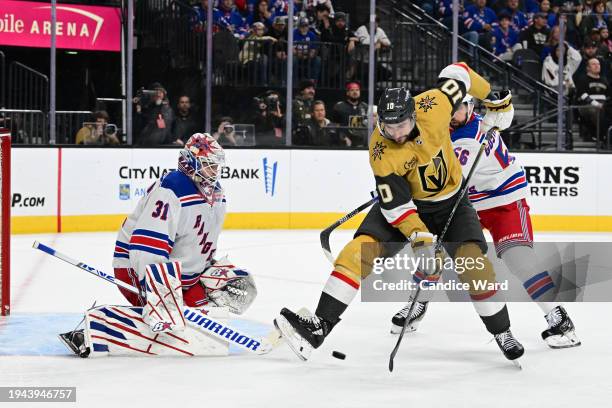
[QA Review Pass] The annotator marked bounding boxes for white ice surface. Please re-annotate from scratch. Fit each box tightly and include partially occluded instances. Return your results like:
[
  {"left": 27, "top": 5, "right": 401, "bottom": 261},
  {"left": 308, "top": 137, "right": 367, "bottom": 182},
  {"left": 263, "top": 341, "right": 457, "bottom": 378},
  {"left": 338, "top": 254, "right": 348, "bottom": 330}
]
[{"left": 1, "top": 230, "right": 611, "bottom": 408}]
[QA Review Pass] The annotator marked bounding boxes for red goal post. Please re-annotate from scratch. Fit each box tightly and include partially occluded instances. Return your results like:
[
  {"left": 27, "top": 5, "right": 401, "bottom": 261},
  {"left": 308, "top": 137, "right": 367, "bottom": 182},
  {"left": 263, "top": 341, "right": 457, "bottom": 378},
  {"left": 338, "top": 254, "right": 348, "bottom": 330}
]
[{"left": 0, "top": 128, "right": 10, "bottom": 316}]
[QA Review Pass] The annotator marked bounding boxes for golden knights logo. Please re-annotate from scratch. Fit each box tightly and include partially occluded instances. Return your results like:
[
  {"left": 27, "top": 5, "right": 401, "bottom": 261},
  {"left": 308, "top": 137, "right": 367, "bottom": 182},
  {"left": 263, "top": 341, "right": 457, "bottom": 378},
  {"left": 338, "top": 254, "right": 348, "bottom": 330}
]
[
  {"left": 417, "top": 150, "right": 448, "bottom": 195},
  {"left": 417, "top": 95, "right": 437, "bottom": 113},
  {"left": 371, "top": 141, "right": 387, "bottom": 161}
]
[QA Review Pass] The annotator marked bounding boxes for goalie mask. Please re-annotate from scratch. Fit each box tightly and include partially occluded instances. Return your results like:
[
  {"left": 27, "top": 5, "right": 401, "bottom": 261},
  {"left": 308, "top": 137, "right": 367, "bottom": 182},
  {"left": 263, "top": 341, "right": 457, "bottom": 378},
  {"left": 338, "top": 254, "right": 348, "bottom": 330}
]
[
  {"left": 377, "top": 87, "right": 417, "bottom": 144},
  {"left": 450, "top": 94, "right": 475, "bottom": 130},
  {"left": 178, "top": 133, "right": 225, "bottom": 199}
]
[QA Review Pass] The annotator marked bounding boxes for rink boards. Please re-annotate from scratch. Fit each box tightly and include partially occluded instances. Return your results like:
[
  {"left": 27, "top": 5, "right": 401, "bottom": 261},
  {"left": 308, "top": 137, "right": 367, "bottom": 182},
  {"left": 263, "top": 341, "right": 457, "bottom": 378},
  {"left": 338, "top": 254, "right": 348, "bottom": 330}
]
[{"left": 10, "top": 147, "right": 612, "bottom": 233}]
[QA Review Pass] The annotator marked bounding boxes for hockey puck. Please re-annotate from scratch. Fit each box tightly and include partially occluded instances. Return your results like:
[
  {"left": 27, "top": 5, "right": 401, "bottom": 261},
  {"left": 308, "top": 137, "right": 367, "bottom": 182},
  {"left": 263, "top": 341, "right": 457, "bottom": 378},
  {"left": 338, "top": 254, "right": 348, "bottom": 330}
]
[{"left": 332, "top": 351, "right": 346, "bottom": 360}]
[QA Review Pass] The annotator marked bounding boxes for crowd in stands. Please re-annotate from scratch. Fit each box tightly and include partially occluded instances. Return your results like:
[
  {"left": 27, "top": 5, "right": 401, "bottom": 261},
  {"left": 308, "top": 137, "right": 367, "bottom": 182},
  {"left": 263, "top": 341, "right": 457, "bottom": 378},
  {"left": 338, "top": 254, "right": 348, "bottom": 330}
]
[
  {"left": 289, "top": 79, "right": 373, "bottom": 147},
  {"left": 413, "top": 0, "right": 610, "bottom": 145},
  {"left": 190, "top": 0, "right": 391, "bottom": 84},
  {"left": 73, "top": 0, "right": 610, "bottom": 148},
  {"left": 115, "top": 0, "right": 374, "bottom": 147}
]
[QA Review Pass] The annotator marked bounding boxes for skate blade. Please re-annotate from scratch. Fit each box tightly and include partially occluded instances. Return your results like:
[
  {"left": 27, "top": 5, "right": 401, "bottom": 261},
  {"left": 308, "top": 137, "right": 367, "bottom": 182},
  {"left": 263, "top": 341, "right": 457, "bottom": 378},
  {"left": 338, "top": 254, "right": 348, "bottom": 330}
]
[
  {"left": 58, "top": 333, "right": 80, "bottom": 355},
  {"left": 545, "top": 331, "right": 582, "bottom": 349},
  {"left": 390, "top": 323, "right": 418, "bottom": 335},
  {"left": 57, "top": 333, "right": 89, "bottom": 358},
  {"left": 273, "top": 316, "right": 312, "bottom": 361},
  {"left": 511, "top": 359, "right": 523, "bottom": 370}
]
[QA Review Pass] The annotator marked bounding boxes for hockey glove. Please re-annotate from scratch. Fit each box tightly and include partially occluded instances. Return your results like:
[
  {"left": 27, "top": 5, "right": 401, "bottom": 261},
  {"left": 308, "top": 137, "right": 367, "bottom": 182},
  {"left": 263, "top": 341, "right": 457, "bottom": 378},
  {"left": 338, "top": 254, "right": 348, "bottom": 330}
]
[
  {"left": 482, "top": 89, "right": 514, "bottom": 130},
  {"left": 409, "top": 232, "right": 443, "bottom": 278}
]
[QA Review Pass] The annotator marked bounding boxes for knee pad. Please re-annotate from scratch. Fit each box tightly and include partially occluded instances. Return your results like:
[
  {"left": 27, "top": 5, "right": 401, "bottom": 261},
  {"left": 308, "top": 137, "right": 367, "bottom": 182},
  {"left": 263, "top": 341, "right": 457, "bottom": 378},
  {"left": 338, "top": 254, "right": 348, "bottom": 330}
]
[
  {"left": 454, "top": 242, "right": 497, "bottom": 299},
  {"left": 334, "top": 235, "right": 382, "bottom": 285}
]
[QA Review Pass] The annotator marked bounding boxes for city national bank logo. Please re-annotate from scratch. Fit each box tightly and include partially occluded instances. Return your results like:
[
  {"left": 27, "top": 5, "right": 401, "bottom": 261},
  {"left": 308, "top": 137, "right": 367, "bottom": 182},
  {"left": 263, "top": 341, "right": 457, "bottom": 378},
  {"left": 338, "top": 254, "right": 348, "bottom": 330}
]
[
  {"left": 263, "top": 157, "right": 278, "bottom": 197},
  {"left": 119, "top": 184, "right": 130, "bottom": 200}
]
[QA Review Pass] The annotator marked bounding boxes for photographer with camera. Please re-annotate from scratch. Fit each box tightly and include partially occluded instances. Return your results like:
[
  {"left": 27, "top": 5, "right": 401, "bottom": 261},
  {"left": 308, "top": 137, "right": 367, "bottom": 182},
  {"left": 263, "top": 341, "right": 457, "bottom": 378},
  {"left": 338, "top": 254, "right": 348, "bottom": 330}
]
[
  {"left": 253, "top": 90, "right": 284, "bottom": 145},
  {"left": 74, "top": 110, "right": 120, "bottom": 145},
  {"left": 133, "top": 82, "right": 175, "bottom": 146},
  {"left": 213, "top": 116, "right": 238, "bottom": 146}
]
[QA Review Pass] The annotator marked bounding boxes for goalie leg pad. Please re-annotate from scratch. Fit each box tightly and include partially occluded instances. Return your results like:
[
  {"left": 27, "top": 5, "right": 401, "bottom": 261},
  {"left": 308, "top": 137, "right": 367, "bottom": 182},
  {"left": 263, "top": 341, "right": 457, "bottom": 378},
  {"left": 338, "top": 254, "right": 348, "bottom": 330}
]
[
  {"left": 84, "top": 305, "right": 229, "bottom": 357},
  {"left": 143, "top": 261, "right": 186, "bottom": 333}
]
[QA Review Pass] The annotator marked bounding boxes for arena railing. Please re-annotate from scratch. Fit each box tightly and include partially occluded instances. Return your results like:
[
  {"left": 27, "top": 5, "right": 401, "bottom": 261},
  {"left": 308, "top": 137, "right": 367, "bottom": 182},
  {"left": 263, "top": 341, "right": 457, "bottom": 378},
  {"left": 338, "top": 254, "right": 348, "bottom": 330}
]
[
  {"left": 383, "top": 3, "right": 560, "bottom": 105},
  {"left": 507, "top": 105, "right": 610, "bottom": 152},
  {"left": 55, "top": 111, "right": 95, "bottom": 144},
  {"left": 379, "top": 1, "right": 567, "bottom": 150},
  {"left": 0, "top": 110, "right": 96, "bottom": 145},
  {"left": 212, "top": 39, "right": 369, "bottom": 90},
  {"left": 0, "top": 109, "right": 48, "bottom": 144},
  {"left": 6, "top": 62, "right": 49, "bottom": 112},
  {"left": 136, "top": 0, "right": 205, "bottom": 69}
]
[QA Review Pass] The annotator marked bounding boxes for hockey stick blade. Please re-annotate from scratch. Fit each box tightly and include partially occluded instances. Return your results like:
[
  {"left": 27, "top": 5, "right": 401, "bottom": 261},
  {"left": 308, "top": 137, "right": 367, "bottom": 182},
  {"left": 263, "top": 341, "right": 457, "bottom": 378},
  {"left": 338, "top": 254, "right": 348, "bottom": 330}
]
[
  {"left": 32, "top": 241, "right": 278, "bottom": 355},
  {"left": 388, "top": 287, "right": 422, "bottom": 372},
  {"left": 320, "top": 196, "right": 378, "bottom": 264},
  {"left": 388, "top": 130, "right": 496, "bottom": 371}
]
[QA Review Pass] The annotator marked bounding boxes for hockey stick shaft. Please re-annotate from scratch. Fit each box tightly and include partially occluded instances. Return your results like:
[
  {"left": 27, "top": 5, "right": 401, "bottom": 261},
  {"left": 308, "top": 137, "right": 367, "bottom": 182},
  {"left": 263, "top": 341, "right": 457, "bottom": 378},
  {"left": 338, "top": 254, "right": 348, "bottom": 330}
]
[
  {"left": 320, "top": 195, "right": 378, "bottom": 264},
  {"left": 32, "top": 241, "right": 276, "bottom": 355},
  {"left": 388, "top": 130, "right": 495, "bottom": 372}
]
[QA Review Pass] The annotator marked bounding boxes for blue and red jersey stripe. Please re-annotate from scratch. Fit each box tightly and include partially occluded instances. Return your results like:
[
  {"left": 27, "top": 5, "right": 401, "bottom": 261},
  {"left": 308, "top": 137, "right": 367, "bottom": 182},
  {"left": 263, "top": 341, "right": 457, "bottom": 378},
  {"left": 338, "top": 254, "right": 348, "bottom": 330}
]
[
  {"left": 114, "top": 240, "right": 130, "bottom": 259},
  {"left": 468, "top": 171, "right": 528, "bottom": 203},
  {"left": 129, "top": 229, "right": 174, "bottom": 258}
]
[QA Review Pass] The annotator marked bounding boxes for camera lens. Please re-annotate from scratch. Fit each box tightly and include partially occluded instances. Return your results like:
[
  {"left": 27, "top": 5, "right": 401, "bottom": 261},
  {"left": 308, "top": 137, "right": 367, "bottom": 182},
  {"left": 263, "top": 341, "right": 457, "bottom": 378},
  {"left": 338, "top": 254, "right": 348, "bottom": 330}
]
[{"left": 104, "top": 124, "right": 117, "bottom": 136}]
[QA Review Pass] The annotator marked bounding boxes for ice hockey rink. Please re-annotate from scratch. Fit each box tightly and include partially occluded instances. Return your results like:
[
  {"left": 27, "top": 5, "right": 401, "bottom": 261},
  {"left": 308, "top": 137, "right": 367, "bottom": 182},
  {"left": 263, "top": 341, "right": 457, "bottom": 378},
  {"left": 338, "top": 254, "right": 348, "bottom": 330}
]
[{"left": 1, "top": 229, "right": 611, "bottom": 408}]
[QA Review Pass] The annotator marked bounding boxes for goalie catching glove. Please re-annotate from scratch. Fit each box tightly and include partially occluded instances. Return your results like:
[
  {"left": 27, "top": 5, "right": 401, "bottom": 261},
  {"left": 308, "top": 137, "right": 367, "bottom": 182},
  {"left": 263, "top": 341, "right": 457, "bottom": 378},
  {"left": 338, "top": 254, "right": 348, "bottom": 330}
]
[{"left": 200, "top": 256, "right": 257, "bottom": 315}]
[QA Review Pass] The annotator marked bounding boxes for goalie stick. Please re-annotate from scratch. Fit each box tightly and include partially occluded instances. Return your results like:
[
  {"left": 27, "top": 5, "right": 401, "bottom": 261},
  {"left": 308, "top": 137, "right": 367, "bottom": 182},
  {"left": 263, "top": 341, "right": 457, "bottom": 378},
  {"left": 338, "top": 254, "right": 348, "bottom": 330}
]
[
  {"left": 32, "top": 241, "right": 281, "bottom": 355},
  {"left": 388, "top": 129, "right": 497, "bottom": 372}
]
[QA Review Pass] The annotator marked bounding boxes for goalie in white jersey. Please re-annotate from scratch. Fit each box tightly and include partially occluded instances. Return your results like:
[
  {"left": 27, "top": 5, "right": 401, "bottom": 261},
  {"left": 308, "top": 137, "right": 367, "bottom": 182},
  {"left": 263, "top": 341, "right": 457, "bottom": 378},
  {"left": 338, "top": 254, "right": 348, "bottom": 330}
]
[
  {"left": 59, "top": 133, "right": 258, "bottom": 357},
  {"left": 391, "top": 92, "right": 581, "bottom": 349}
]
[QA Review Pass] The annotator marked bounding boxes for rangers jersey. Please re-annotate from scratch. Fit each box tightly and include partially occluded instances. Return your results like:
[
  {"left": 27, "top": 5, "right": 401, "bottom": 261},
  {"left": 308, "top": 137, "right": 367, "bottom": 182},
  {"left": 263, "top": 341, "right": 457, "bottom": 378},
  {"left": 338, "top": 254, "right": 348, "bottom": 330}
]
[
  {"left": 112, "top": 170, "right": 226, "bottom": 288},
  {"left": 451, "top": 113, "right": 527, "bottom": 211}
]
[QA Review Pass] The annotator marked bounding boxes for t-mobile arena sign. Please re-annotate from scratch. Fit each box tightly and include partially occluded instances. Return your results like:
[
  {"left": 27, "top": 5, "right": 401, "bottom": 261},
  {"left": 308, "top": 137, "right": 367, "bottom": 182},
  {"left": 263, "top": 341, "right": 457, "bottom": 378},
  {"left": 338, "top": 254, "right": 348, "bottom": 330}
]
[{"left": 0, "top": 0, "right": 120, "bottom": 51}]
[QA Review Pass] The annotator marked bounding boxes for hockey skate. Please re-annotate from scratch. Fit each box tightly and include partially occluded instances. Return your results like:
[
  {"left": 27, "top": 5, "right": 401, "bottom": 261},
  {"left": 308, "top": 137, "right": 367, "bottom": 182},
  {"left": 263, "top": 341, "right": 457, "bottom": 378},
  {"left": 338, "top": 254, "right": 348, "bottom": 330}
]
[
  {"left": 542, "top": 306, "right": 581, "bottom": 349},
  {"left": 58, "top": 329, "right": 90, "bottom": 358},
  {"left": 390, "top": 298, "right": 429, "bottom": 334},
  {"left": 274, "top": 307, "right": 335, "bottom": 361},
  {"left": 494, "top": 329, "right": 524, "bottom": 365}
]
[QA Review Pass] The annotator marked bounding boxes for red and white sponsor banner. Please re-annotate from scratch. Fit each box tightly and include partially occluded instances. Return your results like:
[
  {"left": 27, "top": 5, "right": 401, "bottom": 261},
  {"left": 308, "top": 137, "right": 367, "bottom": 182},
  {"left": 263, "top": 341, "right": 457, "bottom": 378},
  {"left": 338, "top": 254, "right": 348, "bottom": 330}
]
[{"left": 0, "top": 0, "right": 121, "bottom": 52}]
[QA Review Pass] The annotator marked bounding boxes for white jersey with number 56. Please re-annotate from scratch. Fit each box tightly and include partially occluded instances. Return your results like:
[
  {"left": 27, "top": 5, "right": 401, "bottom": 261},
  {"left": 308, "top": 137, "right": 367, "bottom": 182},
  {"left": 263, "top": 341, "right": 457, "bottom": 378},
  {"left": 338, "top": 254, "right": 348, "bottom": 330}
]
[{"left": 451, "top": 113, "right": 528, "bottom": 211}]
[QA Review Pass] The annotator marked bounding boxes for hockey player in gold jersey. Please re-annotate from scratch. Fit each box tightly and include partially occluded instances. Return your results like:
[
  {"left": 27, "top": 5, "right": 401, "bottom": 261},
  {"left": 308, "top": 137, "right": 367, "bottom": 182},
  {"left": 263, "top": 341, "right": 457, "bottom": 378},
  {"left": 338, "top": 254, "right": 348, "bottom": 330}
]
[{"left": 274, "top": 62, "right": 525, "bottom": 362}]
